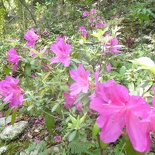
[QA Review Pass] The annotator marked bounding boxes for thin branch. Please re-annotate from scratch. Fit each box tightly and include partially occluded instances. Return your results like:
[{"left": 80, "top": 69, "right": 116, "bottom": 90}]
[{"left": 18, "top": 0, "right": 37, "bottom": 26}]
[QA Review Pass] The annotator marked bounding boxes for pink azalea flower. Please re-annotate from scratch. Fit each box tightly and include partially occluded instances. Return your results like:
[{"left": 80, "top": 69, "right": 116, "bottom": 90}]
[
  {"left": 91, "top": 9, "right": 96, "bottom": 15},
  {"left": 64, "top": 91, "right": 81, "bottom": 110},
  {"left": 102, "top": 35, "right": 122, "bottom": 54},
  {"left": 7, "top": 48, "right": 21, "bottom": 64},
  {"left": 105, "top": 63, "right": 112, "bottom": 73},
  {"left": 0, "top": 76, "right": 24, "bottom": 109},
  {"left": 108, "top": 39, "right": 122, "bottom": 54},
  {"left": 70, "top": 64, "right": 90, "bottom": 95},
  {"left": 96, "top": 22, "right": 103, "bottom": 29},
  {"left": 37, "top": 28, "right": 41, "bottom": 36},
  {"left": 115, "top": 13, "right": 120, "bottom": 18},
  {"left": 54, "top": 136, "right": 61, "bottom": 142},
  {"left": 24, "top": 28, "right": 38, "bottom": 47},
  {"left": 83, "top": 11, "right": 89, "bottom": 17},
  {"left": 7, "top": 48, "right": 21, "bottom": 74},
  {"left": 78, "top": 26, "right": 86, "bottom": 32},
  {"left": 42, "top": 62, "right": 52, "bottom": 70},
  {"left": 103, "top": 22, "right": 107, "bottom": 27},
  {"left": 96, "top": 16, "right": 101, "bottom": 20},
  {"left": 78, "top": 26, "right": 88, "bottom": 39},
  {"left": 90, "top": 80, "right": 151, "bottom": 152},
  {"left": 89, "top": 18, "right": 95, "bottom": 23},
  {"left": 75, "top": 101, "right": 82, "bottom": 111},
  {"left": 41, "top": 119, "right": 45, "bottom": 124},
  {"left": 42, "top": 29, "right": 49, "bottom": 35},
  {"left": 35, "top": 119, "right": 40, "bottom": 124},
  {"left": 35, "top": 138, "right": 41, "bottom": 144},
  {"left": 16, "top": 117, "right": 19, "bottom": 122},
  {"left": 50, "top": 38, "right": 71, "bottom": 67}
]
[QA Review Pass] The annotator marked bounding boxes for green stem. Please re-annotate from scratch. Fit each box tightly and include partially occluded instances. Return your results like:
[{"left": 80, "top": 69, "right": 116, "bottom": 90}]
[{"left": 97, "top": 134, "right": 106, "bottom": 155}]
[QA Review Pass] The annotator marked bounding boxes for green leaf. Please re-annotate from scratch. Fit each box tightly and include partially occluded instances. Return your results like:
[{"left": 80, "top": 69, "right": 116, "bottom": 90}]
[
  {"left": 6, "top": 108, "right": 12, "bottom": 118},
  {"left": 0, "top": 102, "right": 8, "bottom": 111},
  {"left": 100, "top": 140, "right": 109, "bottom": 149},
  {"left": 4, "top": 66, "right": 10, "bottom": 75},
  {"left": 44, "top": 109, "right": 55, "bottom": 134},
  {"left": 79, "top": 113, "right": 87, "bottom": 124},
  {"left": 125, "top": 137, "right": 144, "bottom": 155},
  {"left": 25, "top": 63, "right": 31, "bottom": 76},
  {"left": 68, "top": 130, "right": 77, "bottom": 142},
  {"left": 92, "top": 122, "right": 100, "bottom": 139},
  {"left": 27, "top": 105, "right": 33, "bottom": 111},
  {"left": 74, "top": 92, "right": 87, "bottom": 105},
  {"left": 131, "top": 57, "right": 155, "bottom": 74},
  {"left": 52, "top": 104, "right": 59, "bottom": 112},
  {"left": 11, "top": 109, "right": 17, "bottom": 125},
  {"left": 60, "top": 85, "right": 69, "bottom": 91},
  {"left": 69, "top": 114, "right": 77, "bottom": 124},
  {"left": 119, "top": 66, "right": 126, "bottom": 75},
  {"left": 31, "top": 48, "right": 42, "bottom": 58}
]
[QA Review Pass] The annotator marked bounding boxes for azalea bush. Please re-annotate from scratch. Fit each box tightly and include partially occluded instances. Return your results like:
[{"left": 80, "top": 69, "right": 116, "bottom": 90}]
[{"left": 1, "top": 4, "right": 155, "bottom": 155}]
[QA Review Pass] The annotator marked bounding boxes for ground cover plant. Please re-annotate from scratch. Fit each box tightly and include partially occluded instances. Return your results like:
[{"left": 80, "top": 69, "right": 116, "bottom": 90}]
[{"left": 1, "top": 0, "right": 155, "bottom": 154}]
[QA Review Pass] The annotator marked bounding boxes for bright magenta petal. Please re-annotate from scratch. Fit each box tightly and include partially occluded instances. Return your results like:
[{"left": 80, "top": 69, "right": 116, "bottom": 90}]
[
  {"left": 98, "top": 115, "right": 125, "bottom": 143},
  {"left": 126, "top": 110, "right": 152, "bottom": 152}
]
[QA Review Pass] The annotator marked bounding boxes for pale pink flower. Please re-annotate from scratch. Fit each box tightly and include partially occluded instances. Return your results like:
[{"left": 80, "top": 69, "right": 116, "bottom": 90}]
[
  {"left": 42, "top": 29, "right": 49, "bottom": 35},
  {"left": 24, "top": 28, "right": 38, "bottom": 47},
  {"left": 78, "top": 26, "right": 88, "bottom": 39},
  {"left": 64, "top": 91, "right": 76, "bottom": 109},
  {"left": 35, "top": 138, "right": 41, "bottom": 144},
  {"left": 78, "top": 26, "right": 86, "bottom": 32},
  {"left": 96, "top": 16, "right": 101, "bottom": 20},
  {"left": 76, "top": 102, "right": 82, "bottom": 111},
  {"left": 35, "top": 119, "right": 39, "bottom": 124},
  {"left": 90, "top": 80, "right": 151, "bottom": 152},
  {"left": 103, "top": 22, "right": 107, "bottom": 27},
  {"left": 31, "top": 74, "right": 35, "bottom": 78},
  {"left": 50, "top": 37, "right": 71, "bottom": 67},
  {"left": 70, "top": 64, "right": 90, "bottom": 95},
  {"left": 41, "top": 119, "right": 45, "bottom": 124},
  {"left": 102, "top": 35, "right": 122, "bottom": 54},
  {"left": 42, "top": 62, "right": 52, "bottom": 70},
  {"left": 115, "top": 13, "right": 120, "bottom": 18},
  {"left": 91, "top": 9, "right": 96, "bottom": 15},
  {"left": 64, "top": 91, "right": 81, "bottom": 110},
  {"left": 89, "top": 18, "right": 95, "bottom": 23},
  {"left": 106, "top": 63, "right": 112, "bottom": 73},
  {"left": 95, "top": 64, "right": 101, "bottom": 72},
  {"left": 0, "top": 76, "right": 24, "bottom": 109},
  {"left": 7, "top": 48, "right": 21, "bottom": 74},
  {"left": 16, "top": 118, "right": 19, "bottom": 122},
  {"left": 0, "top": 114, "right": 3, "bottom": 118},
  {"left": 83, "top": 11, "right": 89, "bottom": 17},
  {"left": 54, "top": 136, "right": 61, "bottom": 142},
  {"left": 96, "top": 22, "right": 103, "bottom": 29},
  {"left": 37, "top": 28, "right": 41, "bottom": 36}
]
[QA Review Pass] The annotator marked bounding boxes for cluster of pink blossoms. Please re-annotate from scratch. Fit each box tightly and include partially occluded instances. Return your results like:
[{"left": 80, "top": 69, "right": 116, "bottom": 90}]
[
  {"left": 78, "top": 26, "right": 89, "bottom": 39},
  {"left": 64, "top": 64, "right": 90, "bottom": 110},
  {"left": 90, "top": 73, "right": 155, "bottom": 152},
  {"left": 83, "top": 9, "right": 96, "bottom": 17},
  {"left": 83, "top": 9, "right": 107, "bottom": 29},
  {"left": 0, "top": 76, "right": 24, "bottom": 109}
]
